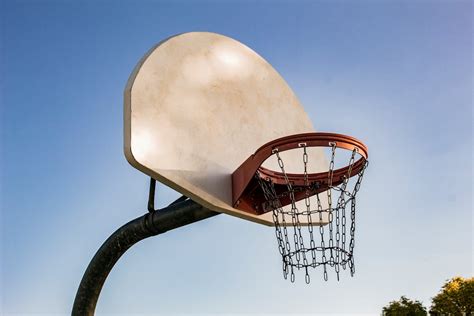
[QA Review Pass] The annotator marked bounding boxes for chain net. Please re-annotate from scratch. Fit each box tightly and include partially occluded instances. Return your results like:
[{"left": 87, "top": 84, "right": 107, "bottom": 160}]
[{"left": 257, "top": 143, "right": 368, "bottom": 283}]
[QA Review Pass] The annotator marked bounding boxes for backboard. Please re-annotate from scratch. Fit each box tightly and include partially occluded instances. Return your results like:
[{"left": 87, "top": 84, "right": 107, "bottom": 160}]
[{"left": 124, "top": 32, "right": 328, "bottom": 226}]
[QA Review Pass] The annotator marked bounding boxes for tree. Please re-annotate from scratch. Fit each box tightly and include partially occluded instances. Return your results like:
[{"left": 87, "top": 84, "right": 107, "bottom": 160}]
[
  {"left": 382, "top": 296, "right": 427, "bottom": 316},
  {"left": 430, "top": 276, "right": 474, "bottom": 316}
]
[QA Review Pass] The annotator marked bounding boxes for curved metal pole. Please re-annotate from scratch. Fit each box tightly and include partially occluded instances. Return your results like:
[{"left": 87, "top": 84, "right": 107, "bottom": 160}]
[{"left": 72, "top": 199, "right": 218, "bottom": 315}]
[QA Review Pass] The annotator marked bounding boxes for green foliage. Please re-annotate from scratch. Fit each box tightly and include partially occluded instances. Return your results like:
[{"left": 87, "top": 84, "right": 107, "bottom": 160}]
[
  {"left": 430, "top": 276, "right": 474, "bottom": 316},
  {"left": 382, "top": 296, "right": 427, "bottom": 316}
]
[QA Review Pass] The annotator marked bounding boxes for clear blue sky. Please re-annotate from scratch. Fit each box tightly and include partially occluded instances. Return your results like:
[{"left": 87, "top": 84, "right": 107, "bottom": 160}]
[{"left": 1, "top": 0, "right": 472, "bottom": 315}]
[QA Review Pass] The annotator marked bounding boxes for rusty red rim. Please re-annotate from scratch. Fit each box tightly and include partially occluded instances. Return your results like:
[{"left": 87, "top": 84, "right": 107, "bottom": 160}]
[{"left": 232, "top": 132, "right": 369, "bottom": 214}]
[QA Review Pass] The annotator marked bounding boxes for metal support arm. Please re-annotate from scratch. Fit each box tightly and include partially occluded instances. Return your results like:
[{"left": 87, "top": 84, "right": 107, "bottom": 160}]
[{"left": 72, "top": 196, "right": 219, "bottom": 315}]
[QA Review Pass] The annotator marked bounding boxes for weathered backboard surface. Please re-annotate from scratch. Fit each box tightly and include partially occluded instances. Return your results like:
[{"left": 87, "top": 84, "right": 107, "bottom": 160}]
[{"left": 124, "top": 32, "right": 328, "bottom": 226}]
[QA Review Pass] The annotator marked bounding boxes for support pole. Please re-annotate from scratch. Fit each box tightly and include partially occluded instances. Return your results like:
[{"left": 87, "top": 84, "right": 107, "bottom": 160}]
[{"left": 72, "top": 199, "right": 219, "bottom": 315}]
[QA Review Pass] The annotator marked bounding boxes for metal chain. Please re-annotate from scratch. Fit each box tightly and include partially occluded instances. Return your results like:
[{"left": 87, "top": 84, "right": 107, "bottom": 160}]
[
  {"left": 334, "top": 148, "right": 357, "bottom": 277},
  {"left": 274, "top": 149, "right": 308, "bottom": 279},
  {"left": 254, "top": 144, "right": 368, "bottom": 283},
  {"left": 327, "top": 143, "right": 336, "bottom": 268}
]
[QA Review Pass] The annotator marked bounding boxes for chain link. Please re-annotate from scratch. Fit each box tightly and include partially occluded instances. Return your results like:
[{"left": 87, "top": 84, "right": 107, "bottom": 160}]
[
  {"left": 275, "top": 149, "right": 308, "bottom": 273},
  {"left": 255, "top": 144, "right": 368, "bottom": 283}
]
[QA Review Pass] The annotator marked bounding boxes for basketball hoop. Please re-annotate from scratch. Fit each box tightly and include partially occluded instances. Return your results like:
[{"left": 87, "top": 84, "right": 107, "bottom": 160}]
[{"left": 232, "top": 133, "right": 369, "bottom": 283}]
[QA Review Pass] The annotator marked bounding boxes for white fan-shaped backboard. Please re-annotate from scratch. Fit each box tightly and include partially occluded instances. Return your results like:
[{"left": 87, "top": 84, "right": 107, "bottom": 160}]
[{"left": 124, "top": 32, "right": 328, "bottom": 226}]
